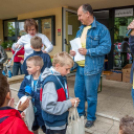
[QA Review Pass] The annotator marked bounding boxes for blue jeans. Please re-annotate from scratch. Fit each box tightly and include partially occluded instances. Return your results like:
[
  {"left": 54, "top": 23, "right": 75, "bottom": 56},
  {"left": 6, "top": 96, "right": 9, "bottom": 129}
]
[
  {"left": 74, "top": 66, "right": 101, "bottom": 121},
  {"left": 13, "top": 62, "right": 23, "bottom": 76}
]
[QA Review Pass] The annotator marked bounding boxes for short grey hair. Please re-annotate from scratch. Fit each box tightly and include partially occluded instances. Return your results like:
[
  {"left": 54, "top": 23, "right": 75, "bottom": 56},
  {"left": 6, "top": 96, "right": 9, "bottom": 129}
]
[{"left": 82, "top": 4, "right": 93, "bottom": 15}]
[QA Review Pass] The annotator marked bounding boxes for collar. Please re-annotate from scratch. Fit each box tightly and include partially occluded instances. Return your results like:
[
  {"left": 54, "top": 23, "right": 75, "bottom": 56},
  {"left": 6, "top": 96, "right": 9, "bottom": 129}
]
[
  {"left": 50, "top": 67, "right": 61, "bottom": 76},
  {"left": 33, "top": 50, "right": 42, "bottom": 54},
  {"left": 0, "top": 106, "right": 14, "bottom": 110},
  {"left": 27, "top": 33, "right": 39, "bottom": 38},
  {"left": 79, "top": 17, "right": 97, "bottom": 30},
  {"left": 26, "top": 73, "right": 43, "bottom": 82}
]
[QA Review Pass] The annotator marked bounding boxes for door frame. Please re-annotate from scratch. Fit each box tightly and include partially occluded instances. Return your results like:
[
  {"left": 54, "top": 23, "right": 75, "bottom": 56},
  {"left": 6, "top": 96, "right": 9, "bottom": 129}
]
[{"left": 62, "top": 7, "right": 77, "bottom": 52}]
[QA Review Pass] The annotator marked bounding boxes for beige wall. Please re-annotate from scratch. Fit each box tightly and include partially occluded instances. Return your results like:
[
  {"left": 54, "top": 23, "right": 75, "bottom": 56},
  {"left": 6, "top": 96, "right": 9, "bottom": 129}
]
[
  {"left": 18, "top": 7, "right": 63, "bottom": 56},
  {"left": 0, "top": 20, "right": 3, "bottom": 44}
]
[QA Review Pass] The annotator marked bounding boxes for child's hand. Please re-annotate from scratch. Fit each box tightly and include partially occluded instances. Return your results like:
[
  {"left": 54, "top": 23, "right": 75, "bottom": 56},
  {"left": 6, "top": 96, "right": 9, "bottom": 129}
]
[
  {"left": 18, "top": 98, "right": 29, "bottom": 111},
  {"left": 70, "top": 98, "right": 80, "bottom": 107},
  {"left": 25, "top": 85, "right": 32, "bottom": 95},
  {"left": 21, "top": 112, "right": 25, "bottom": 121}
]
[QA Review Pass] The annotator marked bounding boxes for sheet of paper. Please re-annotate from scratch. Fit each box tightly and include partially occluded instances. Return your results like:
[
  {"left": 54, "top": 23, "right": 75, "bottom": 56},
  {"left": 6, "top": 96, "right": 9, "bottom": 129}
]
[{"left": 70, "top": 38, "right": 85, "bottom": 62}]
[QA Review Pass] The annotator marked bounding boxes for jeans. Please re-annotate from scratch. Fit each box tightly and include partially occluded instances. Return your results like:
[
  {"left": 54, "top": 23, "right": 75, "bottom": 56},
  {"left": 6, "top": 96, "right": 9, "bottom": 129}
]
[
  {"left": 74, "top": 66, "right": 101, "bottom": 121},
  {"left": 13, "top": 62, "right": 23, "bottom": 76}
]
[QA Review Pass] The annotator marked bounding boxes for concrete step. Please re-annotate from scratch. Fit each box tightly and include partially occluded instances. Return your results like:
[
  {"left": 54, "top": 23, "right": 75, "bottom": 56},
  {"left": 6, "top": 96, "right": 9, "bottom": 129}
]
[
  {"left": 10, "top": 84, "right": 119, "bottom": 134},
  {"left": 85, "top": 113, "right": 119, "bottom": 134}
]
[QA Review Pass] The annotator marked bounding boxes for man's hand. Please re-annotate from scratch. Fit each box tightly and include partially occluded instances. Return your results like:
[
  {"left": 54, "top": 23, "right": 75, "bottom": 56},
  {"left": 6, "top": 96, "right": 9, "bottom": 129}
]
[
  {"left": 128, "top": 20, "right": 134, "bottom": 36},
  {"left": 78, "top": 48, "right": 87, "bottom": 55},
  {"left": 70, "top": 98, "right": 80, "bottom": 107},
  {"left": 70, "top": 50, "right": 76, "bottom": 56},
  {"left": 18, "top": 98, "right": 29, "bottom": 111}
]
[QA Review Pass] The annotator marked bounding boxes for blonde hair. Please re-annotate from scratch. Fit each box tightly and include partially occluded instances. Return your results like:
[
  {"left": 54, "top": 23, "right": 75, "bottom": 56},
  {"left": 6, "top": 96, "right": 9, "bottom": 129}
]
[
  {"left": 31, "top": 36, "right": 42, "bottom": 49},
  {"left": 26, "top": 56, "right": 44, "bottom": 69},
  {"left": 52, "top": 52, "right": 74, "bottom": 67}
]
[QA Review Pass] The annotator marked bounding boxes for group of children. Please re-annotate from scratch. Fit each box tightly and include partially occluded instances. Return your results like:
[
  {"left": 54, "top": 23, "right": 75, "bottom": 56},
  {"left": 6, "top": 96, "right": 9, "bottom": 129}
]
[
  {"left": 0, "top": 36, "right": 134, "bottom": 134},
  {"left": 0, "top": 36, "right": 79, "bottom": 134}
]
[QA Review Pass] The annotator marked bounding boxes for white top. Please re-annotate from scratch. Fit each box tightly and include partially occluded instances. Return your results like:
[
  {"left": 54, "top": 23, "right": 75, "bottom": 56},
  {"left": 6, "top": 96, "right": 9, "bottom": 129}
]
[{"left": 16, "top": 33, "right": 53, "bottom": 59}]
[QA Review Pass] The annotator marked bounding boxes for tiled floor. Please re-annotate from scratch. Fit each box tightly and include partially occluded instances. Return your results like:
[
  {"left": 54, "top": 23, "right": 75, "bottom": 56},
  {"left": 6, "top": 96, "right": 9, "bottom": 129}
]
[{"left": 10, "top": 76, "right": 134, "bottom": 134}]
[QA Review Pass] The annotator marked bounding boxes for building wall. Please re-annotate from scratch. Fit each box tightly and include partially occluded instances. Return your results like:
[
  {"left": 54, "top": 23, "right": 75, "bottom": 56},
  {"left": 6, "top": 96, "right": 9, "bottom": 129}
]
[
  {"left": 0, "top": 20, "right": 3, "bottom": 44},
  {"left": 18, "top": 7, "right": 63, "bottom": 56}
]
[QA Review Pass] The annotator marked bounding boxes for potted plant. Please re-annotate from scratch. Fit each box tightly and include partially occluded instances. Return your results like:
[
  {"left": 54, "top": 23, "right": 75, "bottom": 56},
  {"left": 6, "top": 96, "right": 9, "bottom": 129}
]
[{"left": 1, "top": 40, "right": 13, "bottom": 51}]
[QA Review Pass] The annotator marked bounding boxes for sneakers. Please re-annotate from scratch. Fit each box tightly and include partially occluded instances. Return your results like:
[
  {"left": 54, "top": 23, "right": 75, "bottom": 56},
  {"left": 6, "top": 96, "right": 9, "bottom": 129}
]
[{"left": 85, "top": 120, "right": 94, "bottom": 128}]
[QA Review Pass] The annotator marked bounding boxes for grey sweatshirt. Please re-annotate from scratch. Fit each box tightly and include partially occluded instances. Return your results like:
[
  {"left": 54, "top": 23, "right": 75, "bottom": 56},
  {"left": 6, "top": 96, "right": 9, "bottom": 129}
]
[{"left": 41, "top": 67, "right": 72, "bottom": 130}]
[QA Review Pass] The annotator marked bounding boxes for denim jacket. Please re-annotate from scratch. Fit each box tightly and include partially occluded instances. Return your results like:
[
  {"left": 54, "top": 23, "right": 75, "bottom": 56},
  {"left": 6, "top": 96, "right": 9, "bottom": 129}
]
[
  {"left": 129, "top": 36, "right": 134, "bottom": 83},
  {"left": 76, "top": 18, "right": 111, "bottom": 75}
]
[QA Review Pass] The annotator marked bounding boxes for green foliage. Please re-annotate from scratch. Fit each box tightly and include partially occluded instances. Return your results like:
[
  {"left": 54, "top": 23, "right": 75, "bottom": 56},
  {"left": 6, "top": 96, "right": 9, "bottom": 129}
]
[
  {"left": 8, "top": 22, "right": 15, "bottom": 37},
  {"left": 114, "top": 17, "right": 133, "bottom": 43},
  {"left": 1, "top": 40, "right": 13, "bottom": 49},
  {"left": 1, "top": 42, "right": 8, "bottom": 49}
]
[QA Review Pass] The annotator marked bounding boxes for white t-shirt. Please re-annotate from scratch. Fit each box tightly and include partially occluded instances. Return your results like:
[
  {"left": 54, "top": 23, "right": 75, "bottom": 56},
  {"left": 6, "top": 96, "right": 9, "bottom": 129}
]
[{"left": 17, "top": 33, "right": 53, "bottom": 59}]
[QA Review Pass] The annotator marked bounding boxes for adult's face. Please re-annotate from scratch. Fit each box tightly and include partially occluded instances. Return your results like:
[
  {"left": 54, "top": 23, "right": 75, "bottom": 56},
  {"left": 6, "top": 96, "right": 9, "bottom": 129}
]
[
  {"left": 77, "top": 6, "right": 91, "bottom": 25},
  {"left": 27, "top": 25, "right": 37, "bottom": 36}
]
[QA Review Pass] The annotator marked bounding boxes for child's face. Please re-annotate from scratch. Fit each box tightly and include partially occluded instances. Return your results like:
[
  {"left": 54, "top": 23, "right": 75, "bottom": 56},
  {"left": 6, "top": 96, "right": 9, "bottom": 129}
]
[
  {"left": 56, "top": 65, "right": 72, "bottom": 76},
  {"left": 26, "top": 61, "right": 40, "bottom": 75}
]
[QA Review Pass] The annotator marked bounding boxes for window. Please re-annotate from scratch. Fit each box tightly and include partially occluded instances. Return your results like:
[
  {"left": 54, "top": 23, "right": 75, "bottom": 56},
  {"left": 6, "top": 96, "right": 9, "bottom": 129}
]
[
  {"left": 113, "top": 8, "right": 133, "bottom": 69},
  {"left": 3, "top": 16, "right": 55, "bottom": 49}
]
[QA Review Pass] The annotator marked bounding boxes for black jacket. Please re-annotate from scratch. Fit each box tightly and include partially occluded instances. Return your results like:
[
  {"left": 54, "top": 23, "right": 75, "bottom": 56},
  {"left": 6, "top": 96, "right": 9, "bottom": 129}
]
[{"left": 0, "top": 45, "right": 7, "bottom": 65}]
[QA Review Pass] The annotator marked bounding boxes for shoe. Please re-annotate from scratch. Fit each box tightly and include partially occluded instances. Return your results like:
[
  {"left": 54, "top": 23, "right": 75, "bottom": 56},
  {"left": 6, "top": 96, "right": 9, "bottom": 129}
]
[{"left": 85, "top": 120, "right": 94, "bottom": 128}]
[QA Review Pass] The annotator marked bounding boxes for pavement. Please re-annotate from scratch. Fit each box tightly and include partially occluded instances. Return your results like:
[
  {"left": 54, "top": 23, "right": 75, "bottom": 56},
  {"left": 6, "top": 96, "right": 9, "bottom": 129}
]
[{"left": 10, "top": 75, "right": 133, "bottom": 134}]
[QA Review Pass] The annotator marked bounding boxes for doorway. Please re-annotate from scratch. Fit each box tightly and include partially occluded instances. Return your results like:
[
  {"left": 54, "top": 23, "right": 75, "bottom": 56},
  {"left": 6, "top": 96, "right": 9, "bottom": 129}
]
[{"left": 62, "top": 8, "right": 81, "bottom": 53}]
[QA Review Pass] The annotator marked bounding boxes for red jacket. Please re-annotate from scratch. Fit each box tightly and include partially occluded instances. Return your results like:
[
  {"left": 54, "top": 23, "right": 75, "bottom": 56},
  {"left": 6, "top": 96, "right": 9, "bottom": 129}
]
[
  {"left": 0, "top": 107, "right": 33, "bottom": 134},
  {"left": 11, "top": 47, "right": 24, "bottom": 62}
]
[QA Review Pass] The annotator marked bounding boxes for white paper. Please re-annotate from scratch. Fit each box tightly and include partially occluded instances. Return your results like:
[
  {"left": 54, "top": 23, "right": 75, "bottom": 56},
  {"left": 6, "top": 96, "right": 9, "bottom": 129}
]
[
  {"left": 68, "top": 25, "right": 72, "bottom": 35},
  {"left": 70, "top": 38, "right": 85, "bottom": 62}
]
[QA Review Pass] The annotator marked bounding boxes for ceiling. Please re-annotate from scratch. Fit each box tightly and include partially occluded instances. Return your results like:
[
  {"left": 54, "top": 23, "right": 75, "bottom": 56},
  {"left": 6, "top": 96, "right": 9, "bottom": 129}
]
[{"left": 0, "top": 0, "right": 134, "bottom": 19}]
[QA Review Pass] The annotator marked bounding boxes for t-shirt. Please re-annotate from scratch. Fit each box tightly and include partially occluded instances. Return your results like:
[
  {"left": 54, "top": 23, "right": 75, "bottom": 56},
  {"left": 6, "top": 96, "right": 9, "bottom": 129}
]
[
  {"left": 32, "top": 78, "right": 39, "bottom": 113},
  {"left": 77, "top": 25, "right": 91, "bottom": 66}
]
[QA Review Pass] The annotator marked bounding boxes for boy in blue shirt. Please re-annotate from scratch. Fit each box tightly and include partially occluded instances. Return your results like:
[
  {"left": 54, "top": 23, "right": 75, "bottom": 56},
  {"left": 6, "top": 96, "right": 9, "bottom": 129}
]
[
  {"left": 18, "top": 56, "right": 45, "bottom": 134},
  {"left": 22, "top": 36, "right": 52, "bottom": 75},
  {"left": 41, "top": 52, "right": 80, "bottom": 134}
]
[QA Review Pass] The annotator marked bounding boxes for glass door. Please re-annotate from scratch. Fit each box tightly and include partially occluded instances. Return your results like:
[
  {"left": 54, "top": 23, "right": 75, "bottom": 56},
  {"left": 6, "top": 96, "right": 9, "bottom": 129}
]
[{"left": 63, "top": 8, "right": 81, "bottom": 53}]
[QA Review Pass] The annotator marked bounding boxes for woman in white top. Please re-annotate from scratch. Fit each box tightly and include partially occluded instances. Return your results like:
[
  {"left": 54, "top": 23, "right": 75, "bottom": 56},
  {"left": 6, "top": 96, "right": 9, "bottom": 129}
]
[{"left": 14, "top": 19, "right": 53, "bottom": 59}]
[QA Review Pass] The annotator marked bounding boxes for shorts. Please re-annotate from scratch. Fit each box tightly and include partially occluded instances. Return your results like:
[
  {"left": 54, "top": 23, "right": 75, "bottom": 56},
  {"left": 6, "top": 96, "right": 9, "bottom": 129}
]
[
  {"left": 46, "top": 128, "right": 66, "bottom": 134},
  {"left": 32, "top": 113, "right": 46, "bottom": 133}
]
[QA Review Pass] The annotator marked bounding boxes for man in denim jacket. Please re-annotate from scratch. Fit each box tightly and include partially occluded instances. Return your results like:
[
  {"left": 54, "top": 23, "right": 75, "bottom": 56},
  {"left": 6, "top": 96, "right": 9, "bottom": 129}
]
[
  {"left": 128, "top": 20, "right": 134, "bottom": 104},
  {"left": 70, "top": 4, "right": 111, "bottom": 128}
]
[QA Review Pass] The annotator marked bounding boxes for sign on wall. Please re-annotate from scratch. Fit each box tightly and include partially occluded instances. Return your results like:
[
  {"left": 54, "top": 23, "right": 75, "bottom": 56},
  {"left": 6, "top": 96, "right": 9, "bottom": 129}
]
[{"left": 115, "top": 8, "right": 133, "bottom": 17}]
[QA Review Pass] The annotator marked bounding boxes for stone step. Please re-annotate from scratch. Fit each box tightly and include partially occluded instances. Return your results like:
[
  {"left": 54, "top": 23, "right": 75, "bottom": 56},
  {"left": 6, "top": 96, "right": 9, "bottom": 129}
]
[
  {"left": 85, "top": 113, "right": 119, "bottom": 134},
  {"left": 10, "top": 86, "right": 119, "bottom": 134}
]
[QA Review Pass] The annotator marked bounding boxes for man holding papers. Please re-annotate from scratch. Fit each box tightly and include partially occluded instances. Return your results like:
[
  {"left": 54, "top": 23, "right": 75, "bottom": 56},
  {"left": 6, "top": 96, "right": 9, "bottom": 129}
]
[{"left": 70, "top": 4, "right": 111, "bottom": 128}]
